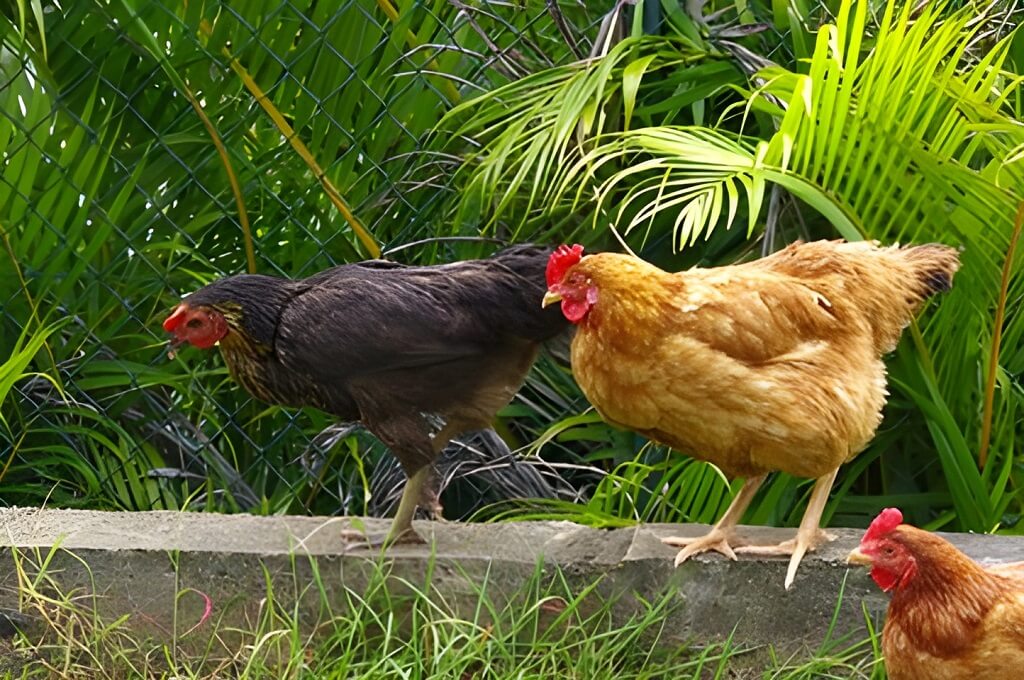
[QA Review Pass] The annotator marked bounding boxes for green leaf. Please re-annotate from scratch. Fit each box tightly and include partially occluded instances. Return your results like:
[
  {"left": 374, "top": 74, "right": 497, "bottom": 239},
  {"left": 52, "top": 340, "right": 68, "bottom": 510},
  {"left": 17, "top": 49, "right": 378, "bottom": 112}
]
[
  {"left": 622, "top": 55, "right": 657, "bottom": 131},
  {"left": 0, "top": 322, "right": 62, "bottom": 410}
]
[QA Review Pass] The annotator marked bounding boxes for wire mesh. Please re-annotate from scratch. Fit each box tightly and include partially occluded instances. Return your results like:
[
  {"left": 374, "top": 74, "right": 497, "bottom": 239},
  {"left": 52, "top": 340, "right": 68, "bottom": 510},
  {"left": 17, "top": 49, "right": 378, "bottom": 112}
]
[{"left": 0, "top": 0, "right": 610, "bottom": 518}]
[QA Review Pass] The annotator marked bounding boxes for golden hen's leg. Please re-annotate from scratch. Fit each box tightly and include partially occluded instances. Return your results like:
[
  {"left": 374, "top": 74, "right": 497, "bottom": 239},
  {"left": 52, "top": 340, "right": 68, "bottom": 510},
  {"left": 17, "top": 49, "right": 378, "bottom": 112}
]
[
  {"left": 735, "top": 468, "right": 839, "bottom": 590},
  {"left": 662, "top": 474, "right": 767, "bottom": 566}
]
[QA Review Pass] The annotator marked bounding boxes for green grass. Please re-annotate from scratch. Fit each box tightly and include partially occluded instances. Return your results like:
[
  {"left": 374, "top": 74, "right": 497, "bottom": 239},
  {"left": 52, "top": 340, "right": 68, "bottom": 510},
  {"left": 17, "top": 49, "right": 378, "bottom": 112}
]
[{"left": 0, "top": 546, "right": 883, "bottom": 679}]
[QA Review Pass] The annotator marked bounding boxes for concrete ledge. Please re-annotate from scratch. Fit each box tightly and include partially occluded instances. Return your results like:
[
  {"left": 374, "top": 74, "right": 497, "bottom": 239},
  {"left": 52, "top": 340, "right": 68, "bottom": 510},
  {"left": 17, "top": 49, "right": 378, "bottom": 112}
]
[{"left": 2, "top": 508, "right": 1022, "bottom": 659}]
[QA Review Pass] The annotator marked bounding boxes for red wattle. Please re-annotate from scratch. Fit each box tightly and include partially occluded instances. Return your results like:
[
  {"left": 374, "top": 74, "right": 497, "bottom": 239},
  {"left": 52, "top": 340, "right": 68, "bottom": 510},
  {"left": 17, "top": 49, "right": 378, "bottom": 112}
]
[{"left": 561, "top": 298, "right": 590, "bottom": 324}]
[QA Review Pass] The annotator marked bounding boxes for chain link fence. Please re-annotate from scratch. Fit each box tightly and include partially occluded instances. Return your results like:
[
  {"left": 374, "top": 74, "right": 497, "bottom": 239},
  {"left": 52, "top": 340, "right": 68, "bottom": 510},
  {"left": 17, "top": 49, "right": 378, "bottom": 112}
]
[{"left": 0, "top": 0, "right": 619, "bottom": 519}]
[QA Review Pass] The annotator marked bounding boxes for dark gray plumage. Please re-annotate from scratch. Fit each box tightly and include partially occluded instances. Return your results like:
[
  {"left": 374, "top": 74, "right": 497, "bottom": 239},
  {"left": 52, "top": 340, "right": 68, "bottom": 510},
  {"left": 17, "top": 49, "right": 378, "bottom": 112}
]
[{"left": 168, "top": 245, "right": 569, "bottom": 543}]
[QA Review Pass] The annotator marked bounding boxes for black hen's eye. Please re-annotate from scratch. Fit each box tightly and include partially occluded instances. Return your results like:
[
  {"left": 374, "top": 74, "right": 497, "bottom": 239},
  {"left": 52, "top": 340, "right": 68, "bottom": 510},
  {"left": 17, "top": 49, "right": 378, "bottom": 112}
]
[{"left": 186, "top": 318, "right": 203, "bottom": 329}]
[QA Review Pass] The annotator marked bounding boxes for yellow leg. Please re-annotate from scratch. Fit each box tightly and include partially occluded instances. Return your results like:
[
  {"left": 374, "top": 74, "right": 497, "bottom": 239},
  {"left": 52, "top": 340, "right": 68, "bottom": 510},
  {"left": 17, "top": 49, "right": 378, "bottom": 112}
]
[
  {"left": 385, "top": 421, "right": 463, "bottom": 543},
  {"left": 661, "top": 474, "right": 767, "bottom": 566},
  {"left": 735, "top": 468, "right": 839, "bottom": 589},
  {"left": 384, "top": 466, "right": 431, "bottom": 545},
  {"left": 341, "top": 420, "right": 463, "bottom": 549}
]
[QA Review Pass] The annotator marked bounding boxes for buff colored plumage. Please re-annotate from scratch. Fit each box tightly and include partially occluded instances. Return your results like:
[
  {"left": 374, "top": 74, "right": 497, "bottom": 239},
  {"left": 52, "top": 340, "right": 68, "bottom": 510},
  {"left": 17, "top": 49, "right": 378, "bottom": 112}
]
[{"left": 544, "top": 239, "right": 960, "bottom": 588}]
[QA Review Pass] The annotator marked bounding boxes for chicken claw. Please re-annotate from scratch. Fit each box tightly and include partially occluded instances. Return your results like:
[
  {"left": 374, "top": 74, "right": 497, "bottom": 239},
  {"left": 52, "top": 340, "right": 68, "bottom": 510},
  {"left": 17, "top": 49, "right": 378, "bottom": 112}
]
[
  {"left": 735, "top": 528, "right": 835, "bottom": 589},
  {"left": 340, "top": 527, "right": 426, "bottom": 552},
  {"left": 662, "top": 474, "right": 767, "bottom": 567},
  {"left": 734, "top": 468, "right": 840, "bottom": 589},
  {"left": 662, "top": 529, "right": 739, "bottom": 565}
]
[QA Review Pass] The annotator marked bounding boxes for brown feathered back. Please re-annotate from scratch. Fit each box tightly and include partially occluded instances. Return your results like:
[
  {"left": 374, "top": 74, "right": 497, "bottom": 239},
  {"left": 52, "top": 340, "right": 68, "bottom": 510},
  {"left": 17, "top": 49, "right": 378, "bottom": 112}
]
[{"left": 756, "top": 240, "right": 960, "bottom": 354}]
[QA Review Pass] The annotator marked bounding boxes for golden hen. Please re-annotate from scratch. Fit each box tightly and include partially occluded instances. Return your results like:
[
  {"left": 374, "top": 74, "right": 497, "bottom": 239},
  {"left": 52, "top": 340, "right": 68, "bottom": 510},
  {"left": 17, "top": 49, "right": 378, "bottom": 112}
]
[
  {"left": 849, "top": 508, "right": 1024, "bottom": 680},
  {"left": 543, "top": 240, "right": 959, "bottom": 588}
]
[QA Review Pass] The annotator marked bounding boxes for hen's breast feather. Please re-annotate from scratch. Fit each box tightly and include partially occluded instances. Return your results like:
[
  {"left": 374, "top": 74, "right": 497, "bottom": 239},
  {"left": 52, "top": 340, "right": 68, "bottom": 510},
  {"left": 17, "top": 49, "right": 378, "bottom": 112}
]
[{"left": 571, "top": 320, "right": 887, "bottom": 479}]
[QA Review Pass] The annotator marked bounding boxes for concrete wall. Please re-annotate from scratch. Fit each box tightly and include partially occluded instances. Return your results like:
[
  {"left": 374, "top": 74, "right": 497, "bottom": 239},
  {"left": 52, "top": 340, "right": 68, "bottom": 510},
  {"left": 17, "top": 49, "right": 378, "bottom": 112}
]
[{"left": 1, "top": 508, "right": 1022, "bottom": 661}]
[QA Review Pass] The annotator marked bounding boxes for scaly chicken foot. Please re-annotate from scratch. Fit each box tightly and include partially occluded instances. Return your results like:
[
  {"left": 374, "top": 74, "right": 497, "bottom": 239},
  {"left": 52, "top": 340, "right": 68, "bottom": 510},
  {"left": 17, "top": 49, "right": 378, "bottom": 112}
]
[
  {"left": 662, "top": 473, "right": 767, "bottom": 567},
  {"left": 340, "top": 528, "right": 425, "bottom": 551},
  {"left": 734, "top": 529, "right": 835, "bottom": 590},
  {"left": 734, "top": 468, "right": 840, "bottom": 589},
  {"left": 340, "top": 466, "right": 433, "bottom": 550},
  {"left": 342, "top": 420, "right": 464, "bottom": 550},
  {"left": 734, "top": 529, "right": 834, "bottom": 557},
  {"left": 662, "top": 527, "right": 741, "bottom": 564}
]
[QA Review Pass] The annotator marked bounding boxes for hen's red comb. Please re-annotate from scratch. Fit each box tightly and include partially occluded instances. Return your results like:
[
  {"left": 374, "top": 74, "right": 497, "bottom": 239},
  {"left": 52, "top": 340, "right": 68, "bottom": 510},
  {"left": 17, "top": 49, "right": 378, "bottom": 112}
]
[
  {"left": 863, "top": 507, "right": 903, "bottom": 543},
  {"left": 546, "top": 244, "right": 584, "bottom": 287}
]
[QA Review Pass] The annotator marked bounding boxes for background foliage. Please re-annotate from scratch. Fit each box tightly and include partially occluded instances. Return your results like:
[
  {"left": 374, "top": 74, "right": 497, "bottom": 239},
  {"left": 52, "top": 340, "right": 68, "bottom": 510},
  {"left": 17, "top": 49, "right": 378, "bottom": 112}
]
[{"left": 1, "top": 0, "right": 1021, "bottom": 537}]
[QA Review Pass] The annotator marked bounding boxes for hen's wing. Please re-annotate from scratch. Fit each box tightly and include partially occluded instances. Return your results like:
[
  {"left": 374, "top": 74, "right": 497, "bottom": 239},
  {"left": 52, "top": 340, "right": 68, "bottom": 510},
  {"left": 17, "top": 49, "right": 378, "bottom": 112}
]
[
  {"left": 276, "top": 282, "right": 492, "bottom": 379},
  {"left": 748, "top": 239, "right": 959, "bottom": 353},
  {"left": 277, "top": 247, "right": 562, "bottom": 378},
  {"left": 668, "top": 265, "right": 863, "bottom": 365},
  {"left": 670, "top": 236, "right": 958, "bottom": 364}
]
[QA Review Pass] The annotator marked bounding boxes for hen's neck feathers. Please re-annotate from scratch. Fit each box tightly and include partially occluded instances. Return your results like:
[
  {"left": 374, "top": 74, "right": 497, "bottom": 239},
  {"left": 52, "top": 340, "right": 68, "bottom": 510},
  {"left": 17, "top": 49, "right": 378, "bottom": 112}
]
[
  {"left": 575, "top": 254, "right": 680, "bottom": 325},
  {"left": 887, "top": 527, "right": 1018, "bottom": 655},
  {"left": 189, "top": 274, "right": 297, "bottom": 348},
  {"left": 187, "top": 274, "right": 298, "bottom": 403}
]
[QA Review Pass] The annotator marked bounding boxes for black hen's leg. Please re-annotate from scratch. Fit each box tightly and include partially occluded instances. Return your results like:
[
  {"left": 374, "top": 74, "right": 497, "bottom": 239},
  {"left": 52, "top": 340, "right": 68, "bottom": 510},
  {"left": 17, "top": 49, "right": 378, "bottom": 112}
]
[
  {"left": 343, "top": 418, "right": 462, "bottom": 549},
  {"left": 386, "top": 420, "right": 463, "bottom": 538},
  {"left": 385, "top": 465, "right": 432, "bottom": 544},
  {"left": 339, "top": 466, "right": 428, "bottom": 548},
  {"left": 418, "top": 466, "right": 444, "bottom": 521},
  {"left": 341, "top": 466, "right": 431, "bottom": 549},
  {"left": 414, "top": 420, "right": 465, "bottom": 523}
]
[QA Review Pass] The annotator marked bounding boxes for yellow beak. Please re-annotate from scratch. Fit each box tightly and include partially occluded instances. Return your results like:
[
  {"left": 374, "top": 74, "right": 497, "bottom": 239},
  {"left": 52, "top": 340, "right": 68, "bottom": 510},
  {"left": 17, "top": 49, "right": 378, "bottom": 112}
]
[
  {"left": 846, "top": 547, "right": 872, "bottom": 566},
  {"left": 542, "top": 290, "right": 562, "bottom": 308}
]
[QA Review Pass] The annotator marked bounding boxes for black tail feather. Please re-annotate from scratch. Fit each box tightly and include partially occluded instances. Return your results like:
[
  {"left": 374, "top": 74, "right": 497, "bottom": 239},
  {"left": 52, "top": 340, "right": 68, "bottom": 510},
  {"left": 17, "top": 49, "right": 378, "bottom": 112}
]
[{"left": 905, "top": 243, "right": 960, "bottom": 299}]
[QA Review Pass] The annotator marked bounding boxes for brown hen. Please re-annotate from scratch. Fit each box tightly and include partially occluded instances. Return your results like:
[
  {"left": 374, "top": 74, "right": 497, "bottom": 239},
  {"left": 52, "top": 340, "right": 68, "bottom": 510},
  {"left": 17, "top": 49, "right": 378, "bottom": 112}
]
[
  {"left": 849, "top": 508, "right": 1024, "bottom": 680},
  {"left": 543, "top": 239, "right": 959, "bottom": 588}
]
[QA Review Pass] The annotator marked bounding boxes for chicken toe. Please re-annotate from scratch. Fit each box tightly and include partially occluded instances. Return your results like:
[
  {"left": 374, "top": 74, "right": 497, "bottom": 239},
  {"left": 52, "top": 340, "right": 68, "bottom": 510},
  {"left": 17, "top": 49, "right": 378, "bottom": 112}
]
[
  {"left": 735, "top": 468, "right": 840, "bottom": 589},
  {"left": 385, "top": 465, "right": 434, "bottom": 544},
  {"left": 340, "top": 466, "right": 434, "bottom": 551},
  {"left": 662, "top": 473, "right": 767, "bottom": 567},
  {"left": 734, "top": 528, "right": 835, "bottom": 587},
  {"left": 340, "top": 528, "right": 367, "bottom": 544},
  {"left": 733, "top": 529, "right": 834, "bottom": 556},
  {"left": 340, "top": 527, "right": 426, "bottom": 552},
  {"left": 663, "top": 529, "right": 739, "bottom": 565}
]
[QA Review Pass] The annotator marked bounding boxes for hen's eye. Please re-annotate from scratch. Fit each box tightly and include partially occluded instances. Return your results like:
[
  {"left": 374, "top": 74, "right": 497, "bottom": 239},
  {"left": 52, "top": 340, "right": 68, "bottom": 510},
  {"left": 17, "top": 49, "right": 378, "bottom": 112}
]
[
  {"left": 882, "top": 546, "right": 895, "bottom": 556},
  {"left": 186, "top": 318, "right": 203, "bottom": 329}
]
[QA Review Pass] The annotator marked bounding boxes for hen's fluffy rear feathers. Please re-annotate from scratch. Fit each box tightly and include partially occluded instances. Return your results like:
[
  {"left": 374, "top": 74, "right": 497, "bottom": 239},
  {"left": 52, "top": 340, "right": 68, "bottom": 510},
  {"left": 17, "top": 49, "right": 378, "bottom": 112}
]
[{"left": 755, "top": 240, "right": 960, "bottom": 354}]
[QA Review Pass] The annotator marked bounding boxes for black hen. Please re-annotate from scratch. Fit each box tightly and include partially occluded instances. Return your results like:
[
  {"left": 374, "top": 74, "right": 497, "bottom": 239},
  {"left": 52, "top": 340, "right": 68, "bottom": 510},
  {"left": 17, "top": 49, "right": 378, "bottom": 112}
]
[{"left": 163, "top": 245, "right": 568, "bottom": 544}]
